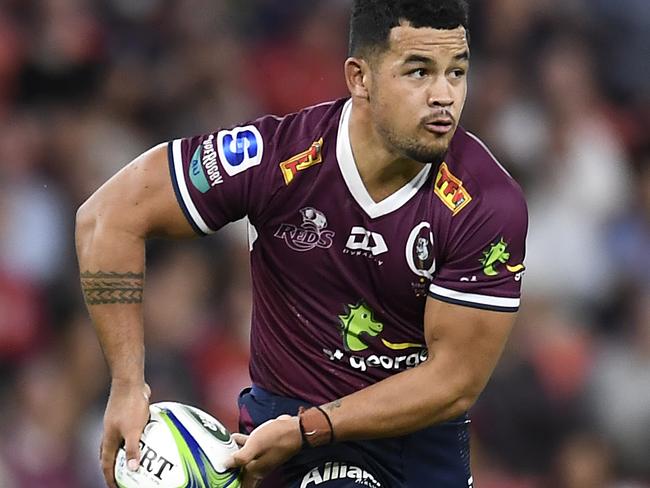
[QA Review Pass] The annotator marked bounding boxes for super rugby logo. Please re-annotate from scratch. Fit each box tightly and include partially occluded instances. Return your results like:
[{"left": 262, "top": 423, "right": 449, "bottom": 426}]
[
  {"left": 274, "top": 207, "right": 335, "bottom": 252},
  {"left": 217, "top": 125, "right": 263, "bottom": 177}
]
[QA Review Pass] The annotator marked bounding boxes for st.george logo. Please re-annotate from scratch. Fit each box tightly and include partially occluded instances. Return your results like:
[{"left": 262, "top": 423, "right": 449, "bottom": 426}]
[
  {"left": 217, "top": 125, "right": 264, "bottom": 177},
  {"left": 323, "top": 301, "right": 426, "bottom": 373}
]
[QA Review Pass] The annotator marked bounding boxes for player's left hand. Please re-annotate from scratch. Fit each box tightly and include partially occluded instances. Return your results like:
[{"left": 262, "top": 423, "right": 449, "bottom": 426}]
[{"left": 226, "top": 414, "right": 302, "bottom": 488}]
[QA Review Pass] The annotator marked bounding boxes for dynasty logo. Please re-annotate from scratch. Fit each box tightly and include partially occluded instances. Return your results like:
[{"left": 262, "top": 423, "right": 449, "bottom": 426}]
[
  {"left": 274, "top": 207, "right": 334, "bottom": 252},
  {"left": 344, "top": 226, "right": 388, "bottom": 265}
]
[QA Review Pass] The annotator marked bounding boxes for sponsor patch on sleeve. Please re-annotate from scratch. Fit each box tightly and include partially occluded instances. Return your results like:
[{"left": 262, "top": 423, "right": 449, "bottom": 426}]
[
  {"left": 216, "top": 125, "right": 264, "bottom": 177},
  {"left": 479, "top": 237, "right": 526, "bottom": 281},
  {"left": 279, "top": 138, "right": 324, "bottom": 185},
  {"left": 434, "top": 162, "right": 472, "bottom": 215},
  {"left": 189, "top": 135, "right": 224, "bottom": 193}
]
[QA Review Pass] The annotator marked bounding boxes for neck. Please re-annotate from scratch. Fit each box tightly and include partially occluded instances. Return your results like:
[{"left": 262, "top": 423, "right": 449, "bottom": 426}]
[{"left": 348, "top": 101, "right": 426, "bottom": 203}]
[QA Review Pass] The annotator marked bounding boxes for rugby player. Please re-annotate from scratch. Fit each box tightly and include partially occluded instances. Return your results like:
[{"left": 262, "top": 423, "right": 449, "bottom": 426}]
[{"left": 76, "top": 1, "right": 528, "bottom": 487}]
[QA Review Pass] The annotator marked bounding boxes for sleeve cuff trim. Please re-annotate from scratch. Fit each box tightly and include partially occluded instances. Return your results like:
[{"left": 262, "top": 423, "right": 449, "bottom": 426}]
[
  {"left": 429, "top": 284, "right": 520, "bottom": 313},
  {"left": 169, "top": 139, "right": 214, "bottom": 235}
]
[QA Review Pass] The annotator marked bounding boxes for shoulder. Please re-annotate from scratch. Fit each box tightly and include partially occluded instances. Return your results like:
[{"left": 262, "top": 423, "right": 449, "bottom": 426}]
[
  {"left": 197, "top": 98, "right": 345, "bottom": 186},
  {"left": 429, "top": 130, "right": 529, "bottom": 310},
  {"left": 444, "top": 127, "right": 527, "bottom": 219},
  {"left": 250, "top": 98, "right": 347, "bottom": 146}
]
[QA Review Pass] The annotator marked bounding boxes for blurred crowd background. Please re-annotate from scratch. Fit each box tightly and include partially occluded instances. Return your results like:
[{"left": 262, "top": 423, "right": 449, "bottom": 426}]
[{"left": 0, "top": 0, "right": 648, "bottom": 486}]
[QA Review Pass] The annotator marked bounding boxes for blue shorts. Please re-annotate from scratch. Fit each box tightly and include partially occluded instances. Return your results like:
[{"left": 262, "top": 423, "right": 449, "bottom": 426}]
[{"left": 238, "top": 385, "right": 474, "bottom": 488}]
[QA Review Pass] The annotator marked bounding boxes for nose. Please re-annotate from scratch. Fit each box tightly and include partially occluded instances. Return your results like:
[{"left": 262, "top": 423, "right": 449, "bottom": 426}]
[{"left": 427, "top": 76, "right": 454, "bottom": 108}]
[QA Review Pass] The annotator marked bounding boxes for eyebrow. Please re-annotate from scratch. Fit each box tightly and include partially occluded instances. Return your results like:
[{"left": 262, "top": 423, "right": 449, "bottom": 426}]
[
  {"left": 404, "top": 54, "right": 433, "bottom": 65},
  {"left": 403, "top": 50, "right": 470, "bottom": 65}
]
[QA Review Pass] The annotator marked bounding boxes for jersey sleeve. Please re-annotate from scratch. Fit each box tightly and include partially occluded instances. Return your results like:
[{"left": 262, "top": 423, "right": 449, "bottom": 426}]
[
  {"left": 429, "top": 188, "right": 528, "bottom": 313},
  {"left": 167, "top": 116, "right": 283, "bottom": 235}
]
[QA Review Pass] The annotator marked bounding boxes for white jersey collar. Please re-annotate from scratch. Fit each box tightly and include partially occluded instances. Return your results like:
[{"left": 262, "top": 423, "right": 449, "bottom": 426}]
[{"left": 336, "top": 99, "right": 432, "bottom": 219}]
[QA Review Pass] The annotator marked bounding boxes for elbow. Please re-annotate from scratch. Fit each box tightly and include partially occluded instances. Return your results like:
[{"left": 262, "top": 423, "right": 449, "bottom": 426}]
[
  {"left": 451, "top": 394, "right": 478, "bottom": 418},
  {"left": 75, "top": 196, "right": 101, "bottom": 261},
  {"left": 76, "top": 198, "right": 94, "bottom": 233},
  {"left": 444, "top": 377, "right": 485, "bottom": 420}
]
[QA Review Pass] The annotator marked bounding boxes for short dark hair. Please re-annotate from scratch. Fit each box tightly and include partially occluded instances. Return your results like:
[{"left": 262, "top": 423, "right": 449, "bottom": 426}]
[{"left": 349, "top": 0, "right": 469, "bottom": 58}]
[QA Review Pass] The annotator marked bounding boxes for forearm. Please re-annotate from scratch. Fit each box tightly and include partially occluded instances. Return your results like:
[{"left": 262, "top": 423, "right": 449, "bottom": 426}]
[
  {"left": 310, "top": 303, "right": 515, "bottom": 443},
  {"left": 76, "top": 203, "right": 147, "bottom": 384},
  {"left": 321, "top": 358, "right": 477, "bottom": 442}
]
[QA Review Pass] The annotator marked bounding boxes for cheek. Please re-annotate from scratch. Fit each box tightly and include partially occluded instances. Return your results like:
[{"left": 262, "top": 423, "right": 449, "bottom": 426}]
[
  {"left": 370, "top": 78, "right": 421, "bottom": 128},
  {"left": 456, "top": 82, "right": 468, "bottom": 106},
  {"left": 374, "top": 73, "right": 417, "bottom": 101}
]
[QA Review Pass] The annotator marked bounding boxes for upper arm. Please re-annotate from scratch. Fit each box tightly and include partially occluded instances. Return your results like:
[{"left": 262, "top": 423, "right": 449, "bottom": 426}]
[
  {"left": 78, "top": 143, "right": 197, "bottom": 239},
  {"left": 167, "top": 120, "right": 284, "bottom": 235},
  {"left": 80, "top": 109, "right": 287, "bottom": 240},
  {"left": 422, "top": 178, "right": 528, "bottom": 400},
  {"left": 429, "top": 170, "right": 529, "bottom": 314},
  {"left": 423, "top": 298, "right": 516, "bottom": 400}
]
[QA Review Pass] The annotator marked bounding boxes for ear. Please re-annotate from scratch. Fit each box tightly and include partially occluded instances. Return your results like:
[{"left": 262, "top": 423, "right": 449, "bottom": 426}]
[{"left": 344, "top": 57, "right": 371, "bottom": 100}]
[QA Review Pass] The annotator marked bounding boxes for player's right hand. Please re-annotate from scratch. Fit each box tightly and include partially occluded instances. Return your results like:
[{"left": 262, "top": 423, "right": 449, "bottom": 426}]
[{"left": 100, "top": 380, "right": 151, "bottom": 488}]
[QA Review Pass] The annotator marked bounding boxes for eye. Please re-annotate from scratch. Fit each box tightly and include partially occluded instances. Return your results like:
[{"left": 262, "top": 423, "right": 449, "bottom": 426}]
[
  {"left": 449, "top": 68, "right": 467, "bottom": 79},
  {"left": 407, "top": 68, "right": 428, "bottom": 79}
]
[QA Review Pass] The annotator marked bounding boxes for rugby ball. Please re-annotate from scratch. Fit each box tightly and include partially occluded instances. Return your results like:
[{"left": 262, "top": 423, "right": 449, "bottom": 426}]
[{"left": 115, "top": 402, "right": 241, "bottom": 488}]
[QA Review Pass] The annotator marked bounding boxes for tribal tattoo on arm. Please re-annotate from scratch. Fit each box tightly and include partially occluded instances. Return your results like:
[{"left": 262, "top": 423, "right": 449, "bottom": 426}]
[{"left": 81, "top": 271, "right": 144, "bottom": 305}]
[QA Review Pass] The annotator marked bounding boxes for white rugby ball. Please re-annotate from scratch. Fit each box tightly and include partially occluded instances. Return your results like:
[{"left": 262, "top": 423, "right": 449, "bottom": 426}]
[{"left": 115, "top": 401, "right": 241, "bottom": 488}]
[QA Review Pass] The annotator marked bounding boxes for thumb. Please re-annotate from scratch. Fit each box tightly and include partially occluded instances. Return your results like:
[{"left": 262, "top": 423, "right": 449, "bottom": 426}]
[
  {"left": 224, "top": 445, "right": 255, "bottom": 470},
  {"left": 231, "top": 433, "right": 249, "bottom": 447},
  {"left": 124, "top": 431, "right": 142, "bottom": 472}
]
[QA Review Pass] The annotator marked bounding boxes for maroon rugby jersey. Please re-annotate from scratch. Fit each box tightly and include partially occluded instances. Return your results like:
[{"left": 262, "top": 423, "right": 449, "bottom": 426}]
[{"left": 168, "top": 98, "right": 528, "bottom": 405}]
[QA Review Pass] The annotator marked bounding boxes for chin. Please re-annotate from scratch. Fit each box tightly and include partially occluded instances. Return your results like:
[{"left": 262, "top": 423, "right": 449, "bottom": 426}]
[
  {"left": 418, "top": 140, "right": 451, "bottom": 165},
  {"left": 414, "top": 132, "right": 454, "bottom": 164},
  {"left": 406, "top": 147, "right": 447, "bottom": 166}
]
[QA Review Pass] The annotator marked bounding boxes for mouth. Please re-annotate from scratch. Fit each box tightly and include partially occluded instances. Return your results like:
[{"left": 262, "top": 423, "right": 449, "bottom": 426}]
[
  {"left": 422, "top": 111, "right": 456, "bottom": 135},
  {"left": 424, "top": 119, "right": 454, "bottom": 135}
]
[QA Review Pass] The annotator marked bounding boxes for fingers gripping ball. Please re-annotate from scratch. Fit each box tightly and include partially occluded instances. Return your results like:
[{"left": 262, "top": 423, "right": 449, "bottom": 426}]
[{"left": 115, "top": 402, "right": 242, "bottom": 488}]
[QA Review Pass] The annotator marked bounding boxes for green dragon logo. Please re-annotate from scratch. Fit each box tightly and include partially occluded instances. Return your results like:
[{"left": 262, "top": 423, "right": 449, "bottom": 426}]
[
  {"left": 338, "top": 302, "right": 383, "bottom": 352},
  {"left": 480, "top": 238, "right": 511, "bottom": 276},
  {"left": 338, "top": 302, "right": 423, "bottom": 352},
  {"left": 480, "top": 238, "right": 526, "bottom": 277}
]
